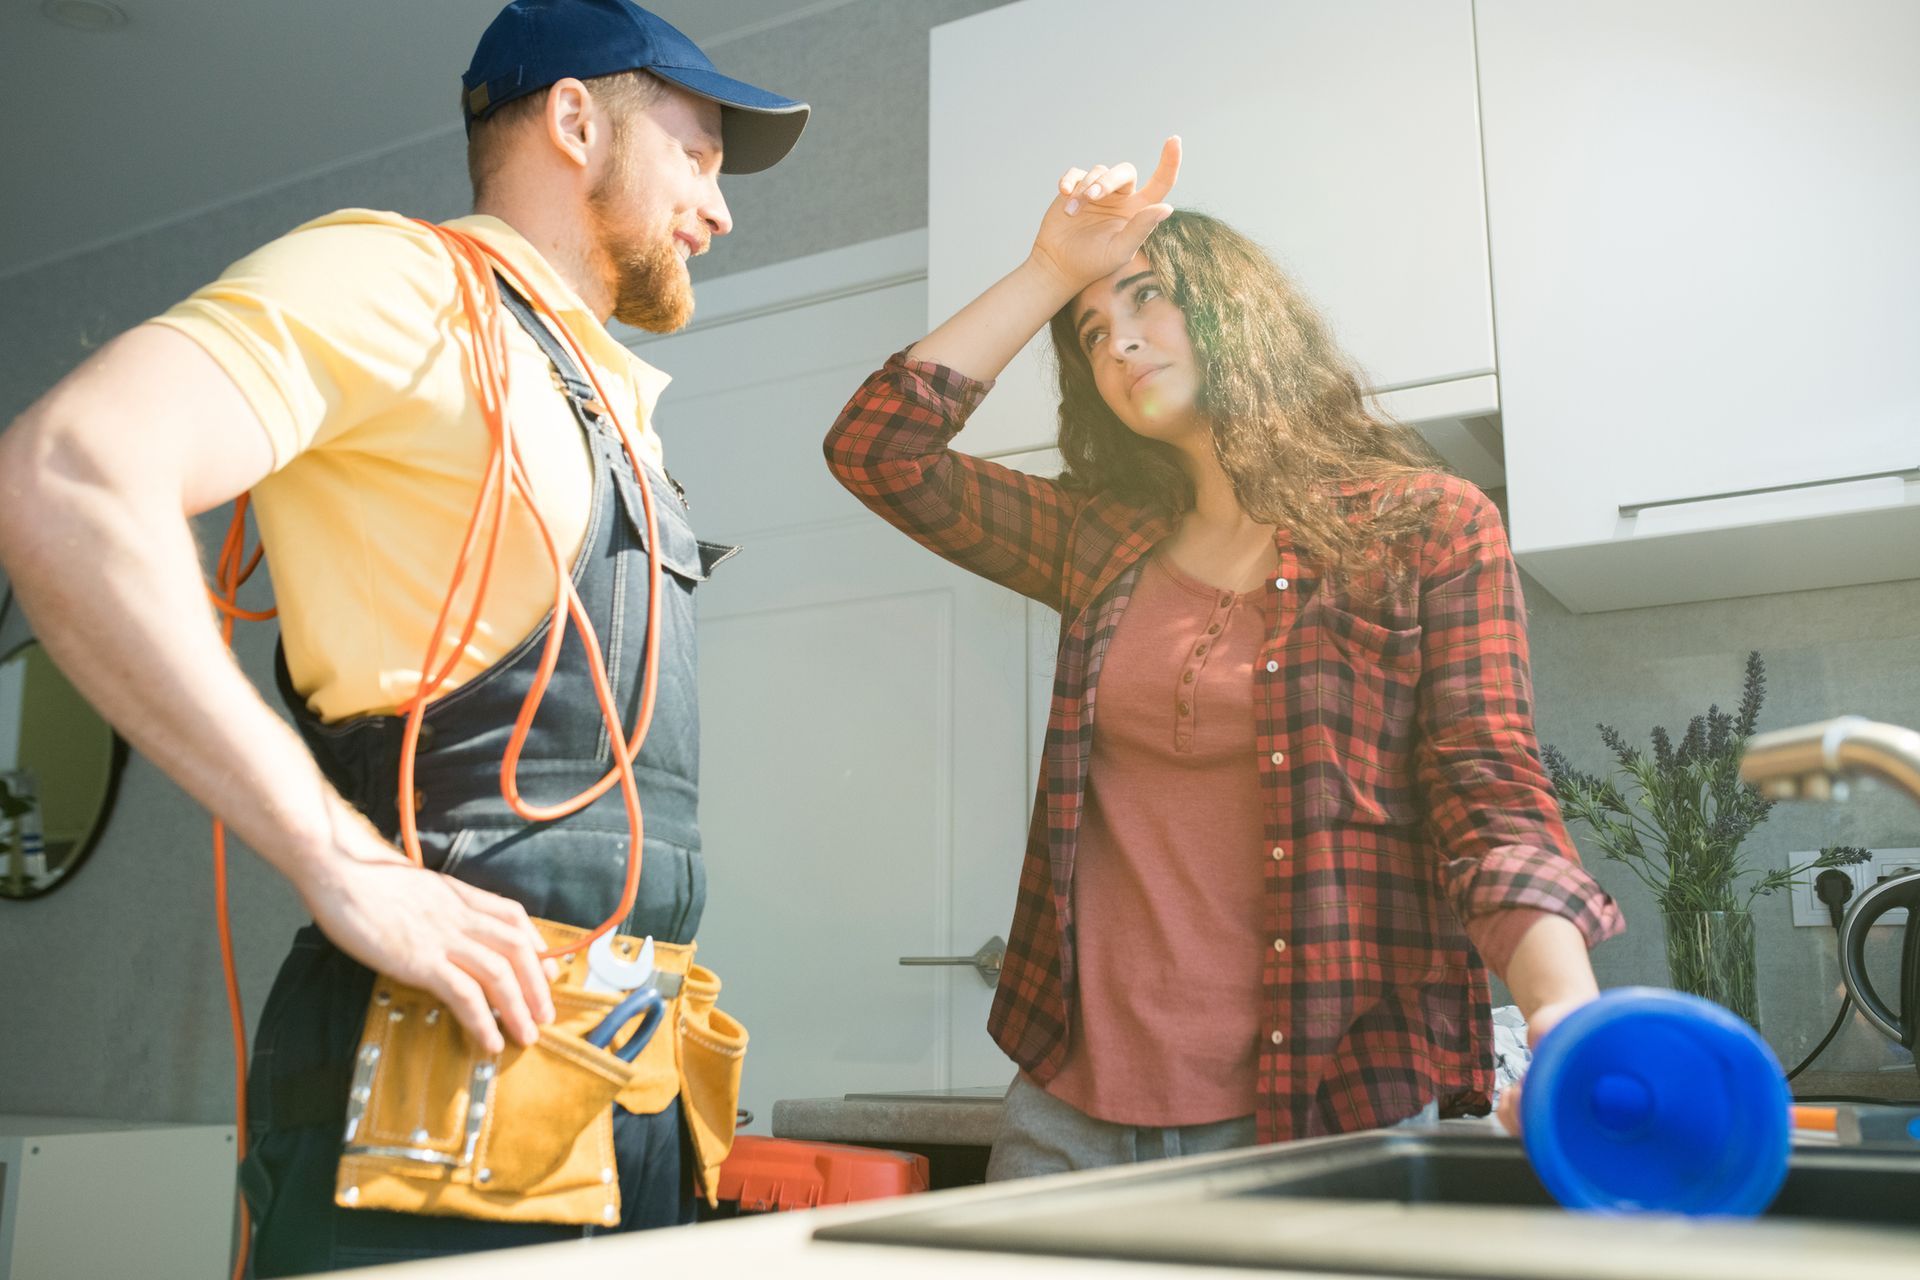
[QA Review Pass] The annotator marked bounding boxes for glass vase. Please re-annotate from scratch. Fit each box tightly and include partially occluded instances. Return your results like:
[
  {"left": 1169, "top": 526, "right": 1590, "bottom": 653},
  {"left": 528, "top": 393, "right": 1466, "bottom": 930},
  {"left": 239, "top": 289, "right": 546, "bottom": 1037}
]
[{"left": 1661, "top": 910, "right": 1760, "bottom": 1030}]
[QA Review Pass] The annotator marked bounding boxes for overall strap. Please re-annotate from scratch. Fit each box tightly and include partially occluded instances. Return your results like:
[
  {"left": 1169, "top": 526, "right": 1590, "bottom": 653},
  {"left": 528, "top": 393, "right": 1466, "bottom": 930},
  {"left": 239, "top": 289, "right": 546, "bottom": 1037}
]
[
  {"left": 493, "top": 273, "right": 604, "bottom": 421},
  {"left": 492, "top": 272, "right": 690, "bottom": 509}
]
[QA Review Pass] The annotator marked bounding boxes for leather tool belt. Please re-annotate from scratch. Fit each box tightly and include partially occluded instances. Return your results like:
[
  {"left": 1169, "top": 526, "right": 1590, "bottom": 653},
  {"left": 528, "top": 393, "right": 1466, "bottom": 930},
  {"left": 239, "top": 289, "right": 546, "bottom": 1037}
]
[{"left": 333, "top": 919, "right": 746, "bottom": 1225}]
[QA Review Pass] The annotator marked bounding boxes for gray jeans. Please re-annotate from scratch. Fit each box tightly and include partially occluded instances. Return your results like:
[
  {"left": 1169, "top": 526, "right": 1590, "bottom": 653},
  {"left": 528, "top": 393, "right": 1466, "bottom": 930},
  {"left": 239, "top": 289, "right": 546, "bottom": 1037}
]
[{"left": 985, "top": 1073, "right": 1439, "bottom": 1182}]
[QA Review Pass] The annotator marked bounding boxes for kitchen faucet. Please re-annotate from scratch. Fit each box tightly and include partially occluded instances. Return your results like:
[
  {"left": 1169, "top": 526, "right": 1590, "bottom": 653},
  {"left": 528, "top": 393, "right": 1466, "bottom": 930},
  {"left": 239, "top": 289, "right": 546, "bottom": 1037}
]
[
  {"left": 1739, "top": 715, "right": 1920, "bottom": 802},
  {"left": 1740, "top": 715, "right": 1920, "bottom": 1069}
]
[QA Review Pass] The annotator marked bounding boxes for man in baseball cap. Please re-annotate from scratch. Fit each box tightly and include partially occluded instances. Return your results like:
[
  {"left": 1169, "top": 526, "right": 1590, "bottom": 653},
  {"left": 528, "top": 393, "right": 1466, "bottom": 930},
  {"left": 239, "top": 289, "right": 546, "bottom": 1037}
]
[
  {"left": 0, "top": 3, "right": 807, "bottom": 1274},
  {"left": 463, "top": 0, "right": 809, "bottom": 173}
]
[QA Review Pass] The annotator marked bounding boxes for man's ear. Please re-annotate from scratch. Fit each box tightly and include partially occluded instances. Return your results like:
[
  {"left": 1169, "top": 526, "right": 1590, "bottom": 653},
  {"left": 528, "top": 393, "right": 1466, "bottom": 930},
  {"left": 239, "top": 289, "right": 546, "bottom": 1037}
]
[{"left": 544, "top": 77, "right": 596, "bottom": 170}]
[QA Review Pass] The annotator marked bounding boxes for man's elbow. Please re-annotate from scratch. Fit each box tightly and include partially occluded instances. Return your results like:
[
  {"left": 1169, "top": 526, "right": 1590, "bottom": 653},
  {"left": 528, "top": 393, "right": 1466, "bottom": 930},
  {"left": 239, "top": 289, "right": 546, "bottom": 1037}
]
[
  {"left": 0, "top": 401, "right": 126, "bottom": 567},
  {"left": 0, "top": 407, "right": 56, "bottom": 556}
]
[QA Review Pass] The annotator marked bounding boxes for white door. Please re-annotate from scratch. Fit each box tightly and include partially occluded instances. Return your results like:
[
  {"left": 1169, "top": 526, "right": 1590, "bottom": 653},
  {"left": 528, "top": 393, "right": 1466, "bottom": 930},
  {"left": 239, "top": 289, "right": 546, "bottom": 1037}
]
[{"left": 624, "top": 234, "right": 1032, "bottom": 1129}]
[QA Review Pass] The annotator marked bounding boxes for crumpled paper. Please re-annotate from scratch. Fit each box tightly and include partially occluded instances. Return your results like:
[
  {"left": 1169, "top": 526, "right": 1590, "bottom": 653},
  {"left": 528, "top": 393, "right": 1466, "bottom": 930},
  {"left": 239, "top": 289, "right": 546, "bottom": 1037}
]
[{"left": 1490, "top": 1004, "right": 1532, "bottom": 1114}]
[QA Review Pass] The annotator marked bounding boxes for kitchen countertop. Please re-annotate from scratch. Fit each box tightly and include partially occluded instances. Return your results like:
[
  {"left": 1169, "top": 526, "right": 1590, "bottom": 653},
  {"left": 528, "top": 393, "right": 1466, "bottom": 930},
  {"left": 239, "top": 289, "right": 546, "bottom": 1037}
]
[
  {"left": 330, "top": 1196, "right": 1337, "bottom": 1280},
  {"left": 322, "top": 1122, "right": 1920, "bottom": 1280},
  {"left": 772, "top": 1085, "right": 1007, "bottom": 1147},
  {"left": 322, "top": 1205, "right": 1336, "bottom": 1280},
  {"left": 1792, "top": 1069, "right": 1920, "bottom": 1103}
]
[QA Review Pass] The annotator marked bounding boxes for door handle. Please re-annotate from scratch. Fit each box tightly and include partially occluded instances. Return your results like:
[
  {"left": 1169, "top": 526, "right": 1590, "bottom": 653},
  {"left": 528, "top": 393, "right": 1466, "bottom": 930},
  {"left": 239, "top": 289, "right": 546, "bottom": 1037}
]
[{"left": 899, "top": 936, "right": 1007, "bottom": 987}]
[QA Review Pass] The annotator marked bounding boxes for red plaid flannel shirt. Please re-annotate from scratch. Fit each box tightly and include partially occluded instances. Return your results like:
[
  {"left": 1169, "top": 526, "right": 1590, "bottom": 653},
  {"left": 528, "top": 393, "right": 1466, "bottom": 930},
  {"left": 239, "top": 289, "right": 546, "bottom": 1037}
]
[{"left": 824, "top": 351, "right": 1624, "bottom": 1143}]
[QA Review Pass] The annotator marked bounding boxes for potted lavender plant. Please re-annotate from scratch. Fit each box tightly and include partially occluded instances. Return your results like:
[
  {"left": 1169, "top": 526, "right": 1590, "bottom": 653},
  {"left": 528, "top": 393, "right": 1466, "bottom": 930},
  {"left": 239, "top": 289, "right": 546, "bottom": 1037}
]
[{"left": 1543, "top": 651, "right": 1868, "bottom": 1029}]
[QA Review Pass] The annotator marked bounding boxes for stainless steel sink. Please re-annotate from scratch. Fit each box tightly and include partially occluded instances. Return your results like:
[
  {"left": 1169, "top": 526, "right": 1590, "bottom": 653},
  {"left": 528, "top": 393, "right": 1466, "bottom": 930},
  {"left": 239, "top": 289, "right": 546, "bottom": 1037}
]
[{"left": 815, "top": 1128, "right": 1920, "bottom": 1279}]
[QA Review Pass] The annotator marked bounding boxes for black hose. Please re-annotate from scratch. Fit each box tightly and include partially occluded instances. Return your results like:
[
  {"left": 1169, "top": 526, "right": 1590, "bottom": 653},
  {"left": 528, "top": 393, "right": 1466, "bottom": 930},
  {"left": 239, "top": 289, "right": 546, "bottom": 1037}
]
[
  {"left": 1787, "top": 869, "right": 1859, "bottom": 1083},
  {"left": 1786, "top": 994, "right": 1852, "bottom": 1082}
]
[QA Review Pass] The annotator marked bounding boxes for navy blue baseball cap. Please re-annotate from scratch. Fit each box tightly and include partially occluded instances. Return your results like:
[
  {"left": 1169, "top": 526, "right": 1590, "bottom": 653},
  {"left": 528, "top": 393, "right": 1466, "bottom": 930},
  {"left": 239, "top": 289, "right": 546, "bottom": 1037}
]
[{"left": 462, "top": 0, "right": 809, "bottom": 174}]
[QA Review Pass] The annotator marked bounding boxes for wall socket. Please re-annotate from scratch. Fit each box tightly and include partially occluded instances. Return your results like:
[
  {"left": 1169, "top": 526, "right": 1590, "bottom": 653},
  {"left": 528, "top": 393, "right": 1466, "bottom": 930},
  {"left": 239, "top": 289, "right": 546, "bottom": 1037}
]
[{"left": 1787, "top": 848, "right": 1920, "bottom": 928}]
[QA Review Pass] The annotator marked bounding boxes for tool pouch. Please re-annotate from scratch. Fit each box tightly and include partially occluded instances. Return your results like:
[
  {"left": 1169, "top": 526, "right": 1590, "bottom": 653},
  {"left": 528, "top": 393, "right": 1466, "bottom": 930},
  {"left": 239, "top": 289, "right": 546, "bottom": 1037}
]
[
  {"left": 331, "top": 921, "right": 740, "bottom": 1226},
  {"left": 670, "top": 962, "right": 749, "bottom": 1204}
]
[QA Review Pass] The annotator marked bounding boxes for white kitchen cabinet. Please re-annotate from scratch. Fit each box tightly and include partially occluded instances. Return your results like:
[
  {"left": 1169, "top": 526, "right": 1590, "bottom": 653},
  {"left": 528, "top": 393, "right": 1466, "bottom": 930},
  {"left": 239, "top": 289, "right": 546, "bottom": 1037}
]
[
  {"left": 0, "top": 1115, "right": 234, "bottom": 1280},
  {"left": 929, "top": 0, "right": 1502, "bottom": 486},
  {"left": 1481, "top": 0, "right": 1920, "bottom": 611}
]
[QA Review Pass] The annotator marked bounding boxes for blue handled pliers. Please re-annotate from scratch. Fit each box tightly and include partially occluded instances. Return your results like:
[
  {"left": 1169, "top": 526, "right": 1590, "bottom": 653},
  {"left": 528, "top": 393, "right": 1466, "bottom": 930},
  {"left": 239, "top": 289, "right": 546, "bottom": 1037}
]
[{"left": 585, "top": 984, "right": 667, "bottom": 1063}]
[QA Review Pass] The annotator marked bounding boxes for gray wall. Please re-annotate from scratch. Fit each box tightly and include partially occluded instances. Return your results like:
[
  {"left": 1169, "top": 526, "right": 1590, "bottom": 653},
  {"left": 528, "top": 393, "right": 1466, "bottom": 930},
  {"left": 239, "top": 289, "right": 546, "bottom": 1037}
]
[{"left": 1, "top": 0, "right": 1913, "bottom": 1126}]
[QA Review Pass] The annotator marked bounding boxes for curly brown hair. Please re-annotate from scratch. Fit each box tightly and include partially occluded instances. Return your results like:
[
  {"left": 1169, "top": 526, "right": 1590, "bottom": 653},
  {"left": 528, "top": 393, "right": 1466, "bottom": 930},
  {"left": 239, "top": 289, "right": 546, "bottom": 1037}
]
[{"left": 1047, "top": 210, "right": 1444, "bottom": 585}]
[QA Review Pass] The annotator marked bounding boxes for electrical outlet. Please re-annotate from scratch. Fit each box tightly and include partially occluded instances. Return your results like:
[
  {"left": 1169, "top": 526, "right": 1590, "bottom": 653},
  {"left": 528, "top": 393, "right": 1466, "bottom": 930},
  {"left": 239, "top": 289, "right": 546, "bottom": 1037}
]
[{"left": 1787, "top": 848, "right": 1920, "bottom": 928}]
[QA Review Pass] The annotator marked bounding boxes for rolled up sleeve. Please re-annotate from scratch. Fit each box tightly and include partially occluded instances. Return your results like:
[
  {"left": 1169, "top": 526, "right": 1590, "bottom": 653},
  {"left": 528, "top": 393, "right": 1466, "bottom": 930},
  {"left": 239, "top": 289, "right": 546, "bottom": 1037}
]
[{"left": 1411, "top": 479, "right": 1624, "bottom": 952}]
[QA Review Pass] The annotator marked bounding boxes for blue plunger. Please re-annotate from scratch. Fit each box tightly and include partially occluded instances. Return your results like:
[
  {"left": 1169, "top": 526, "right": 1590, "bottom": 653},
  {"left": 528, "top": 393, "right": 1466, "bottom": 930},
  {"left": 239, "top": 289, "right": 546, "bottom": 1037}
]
[{"left": 1519, "top": 987, "right": 1791, "bottom": 1215}]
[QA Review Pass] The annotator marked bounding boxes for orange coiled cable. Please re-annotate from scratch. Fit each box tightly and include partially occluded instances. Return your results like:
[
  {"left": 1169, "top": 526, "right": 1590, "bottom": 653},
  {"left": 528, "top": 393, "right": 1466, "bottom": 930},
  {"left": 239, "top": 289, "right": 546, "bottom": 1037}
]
[
  {"left": 211, "top": 491, "right": 271, "bottom": 1280},
  {"left": 211, "top": 223, "right": 665, "bottom": 1277},
  {"left": 392, "top": 220, "right": 663, "bottom": 960}
]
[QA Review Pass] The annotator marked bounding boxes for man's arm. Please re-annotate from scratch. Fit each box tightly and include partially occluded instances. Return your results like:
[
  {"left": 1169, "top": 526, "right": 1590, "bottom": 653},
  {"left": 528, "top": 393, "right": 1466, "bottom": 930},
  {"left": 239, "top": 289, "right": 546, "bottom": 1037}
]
[{"left": 0, "top": 325, "right": 552, "bottom": 1052}]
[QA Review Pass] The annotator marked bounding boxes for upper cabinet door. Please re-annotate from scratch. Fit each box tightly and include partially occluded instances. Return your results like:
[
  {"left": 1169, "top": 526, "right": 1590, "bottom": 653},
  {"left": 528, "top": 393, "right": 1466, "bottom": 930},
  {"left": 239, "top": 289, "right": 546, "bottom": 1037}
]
[
  {"left": 928, "top": 0, "right": 1496, "bottom": 466},
  {"left": 1480, "top": 0, "right": 1920, "bottom": 611}
]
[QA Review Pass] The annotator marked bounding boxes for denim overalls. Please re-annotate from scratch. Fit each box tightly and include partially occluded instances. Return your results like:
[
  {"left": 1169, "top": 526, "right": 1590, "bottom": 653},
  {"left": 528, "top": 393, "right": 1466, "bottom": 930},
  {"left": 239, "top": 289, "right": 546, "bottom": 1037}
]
[{"left": 241, "top": 280, "right": 731, "bottom": 1275}]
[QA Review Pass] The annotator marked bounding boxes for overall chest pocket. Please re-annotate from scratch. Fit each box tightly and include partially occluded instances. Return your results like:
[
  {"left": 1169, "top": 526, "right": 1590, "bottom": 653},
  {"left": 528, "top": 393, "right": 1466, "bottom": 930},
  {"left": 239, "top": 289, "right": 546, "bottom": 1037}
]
[
  {"left": 1296, "top": 600, "right": 1423, "bottom": 828},
  {"left": 609, "top": 456, "right": 712, "bottom": 586}
]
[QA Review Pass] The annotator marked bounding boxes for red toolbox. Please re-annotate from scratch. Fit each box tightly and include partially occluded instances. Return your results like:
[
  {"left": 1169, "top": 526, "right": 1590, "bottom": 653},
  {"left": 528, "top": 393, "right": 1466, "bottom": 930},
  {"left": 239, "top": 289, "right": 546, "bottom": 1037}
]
[{"left": 711, "top": 1136, "right": 930, "bottom": 1213}]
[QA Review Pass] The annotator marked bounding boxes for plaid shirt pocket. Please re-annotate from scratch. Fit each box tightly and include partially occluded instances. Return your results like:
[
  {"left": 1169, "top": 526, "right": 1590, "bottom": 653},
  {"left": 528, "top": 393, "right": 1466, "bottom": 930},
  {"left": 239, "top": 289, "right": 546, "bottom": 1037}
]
[{"left": 1297, "top": 599, "right": 1424, "bottom": 829}]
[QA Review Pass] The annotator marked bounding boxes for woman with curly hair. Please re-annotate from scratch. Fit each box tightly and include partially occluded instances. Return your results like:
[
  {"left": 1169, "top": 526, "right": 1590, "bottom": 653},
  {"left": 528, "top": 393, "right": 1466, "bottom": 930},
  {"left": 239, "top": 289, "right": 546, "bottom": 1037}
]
[{"left": 824, "top": 137, "right": 1622, "bottom": 1179}]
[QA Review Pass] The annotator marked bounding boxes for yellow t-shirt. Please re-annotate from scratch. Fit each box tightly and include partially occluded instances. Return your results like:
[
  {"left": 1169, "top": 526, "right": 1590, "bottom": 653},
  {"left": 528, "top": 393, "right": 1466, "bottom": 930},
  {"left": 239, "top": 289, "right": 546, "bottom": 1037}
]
[{"left": 152, "top": 210, "right": 670, "bottom": 724}]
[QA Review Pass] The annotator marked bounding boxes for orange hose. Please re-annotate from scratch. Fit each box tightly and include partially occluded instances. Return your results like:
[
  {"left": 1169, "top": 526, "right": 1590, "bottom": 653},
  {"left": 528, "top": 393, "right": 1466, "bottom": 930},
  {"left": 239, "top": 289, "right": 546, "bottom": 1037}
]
[
  {"left": 210, "top": 227, "right": 664, "bottom": 1275},
  {"left": 392, "top": 221, "right": 664, "bottom": 961},
  {"left": 213, "top": 819, "right": 250, "bottom": 1280},
  {"left": 210, "top": 493, "right": 269, "bottom": 1280}
]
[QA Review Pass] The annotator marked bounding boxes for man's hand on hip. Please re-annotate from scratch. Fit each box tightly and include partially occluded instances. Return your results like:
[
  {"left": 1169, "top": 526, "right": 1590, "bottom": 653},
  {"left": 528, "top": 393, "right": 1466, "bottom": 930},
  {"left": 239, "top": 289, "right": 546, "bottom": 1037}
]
[{"left": 297, "top": 840, "right": 558, "bottom": 1055}]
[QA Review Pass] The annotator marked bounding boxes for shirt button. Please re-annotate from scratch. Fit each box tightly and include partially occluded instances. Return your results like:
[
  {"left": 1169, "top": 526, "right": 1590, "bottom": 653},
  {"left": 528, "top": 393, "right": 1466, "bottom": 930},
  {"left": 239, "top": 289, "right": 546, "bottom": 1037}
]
[
  {"left": 1270, "top": 751, "right": 1285, "bottom": 764},
  {"left": 1270, "top": 1030, "right": 1286, "bottom": 1046},
  {"left": 1275, "top": 577, "right": 1290, "bottom": 590},
  {"left": 1182, "top": 671, "right": 1195, "bottom": 684},
  {"left": 1271, "top": 846, "right": 1287, "bottom": 860},
  {"left": 1220, "top": 594, "right": 1234, "bottom": 608},
  {"left": 1207, "top": 624, "right": 1221, "bottom": 635},
  {"left": 1195, "top": 643, "right": 1209, "bottom": 656},
  {"left": 1273, "top": 938, "right": 1288, "bottom": 953},
  {"left": 1265, "top": 660, "right": 1278, "bottom": 673},
  {"left": 1178, "top": 702, "right": 1191, "bottom": 716}
]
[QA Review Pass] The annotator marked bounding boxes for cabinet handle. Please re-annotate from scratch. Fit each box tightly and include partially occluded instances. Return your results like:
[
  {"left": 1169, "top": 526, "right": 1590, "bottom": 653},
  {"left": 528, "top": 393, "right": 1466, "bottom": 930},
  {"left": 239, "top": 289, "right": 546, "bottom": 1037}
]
[
  {"left": 898, "top": 936, "right": 1007, "bottom": 987},
  {"left": 1619, "top": 465, "right": 1920, "bottom": 518}
]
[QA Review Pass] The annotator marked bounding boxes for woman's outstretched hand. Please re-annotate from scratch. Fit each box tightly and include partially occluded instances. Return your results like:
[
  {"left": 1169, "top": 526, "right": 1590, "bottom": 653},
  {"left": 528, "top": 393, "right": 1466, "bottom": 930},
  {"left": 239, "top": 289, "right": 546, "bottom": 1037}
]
[{"left": 1028, "top": 136, "right": 1182, "bottom": 292}]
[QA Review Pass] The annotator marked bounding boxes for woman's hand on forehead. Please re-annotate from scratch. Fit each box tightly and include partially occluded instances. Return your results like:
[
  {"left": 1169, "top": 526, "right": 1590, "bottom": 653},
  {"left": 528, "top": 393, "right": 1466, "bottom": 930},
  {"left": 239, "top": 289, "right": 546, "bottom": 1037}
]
[{"left": 1029, "top": 136, "right": 1183, "bottom": 292}]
